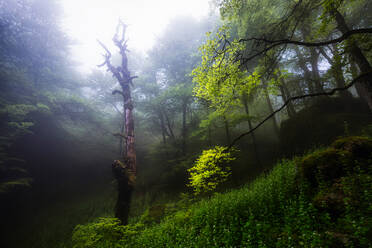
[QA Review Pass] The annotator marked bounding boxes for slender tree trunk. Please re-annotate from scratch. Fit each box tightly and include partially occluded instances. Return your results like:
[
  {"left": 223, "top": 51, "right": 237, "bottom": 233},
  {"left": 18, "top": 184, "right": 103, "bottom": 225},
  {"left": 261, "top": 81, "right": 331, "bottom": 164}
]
[
  {"left": 309, "top": 48, "right": 325, "bottom": 93},
  {"left": 350, "top": 60, "right": 365, "bottom": 98},
  {"left": 332, "top": 9, "right": 372, "bottom": 111},
  {"left": 242, "top": 95, "right": 261, "bottom": 166},
  {"left": 294, "top": 46, "right": 316, "bottom": 94},
  {"left": 319, "top": 46, "right": 352, "bottom": 98},
  {"left": 263, "top": 84, "right": 280, "bottom": 137},
  {"left": 159, "top": 110, "right": 167, "bottom": 145},
  {"left": 275, "top": 71, "right": 296, "bottom": 117},
  {"left": 223, "top": 115, "right": 231, "bottom": 144},
  {"left": 164, "top": 111, "right": 175, "bottom": 141},
  {"left": 181, "top": 100, "right": 187, "bottom": 155}
]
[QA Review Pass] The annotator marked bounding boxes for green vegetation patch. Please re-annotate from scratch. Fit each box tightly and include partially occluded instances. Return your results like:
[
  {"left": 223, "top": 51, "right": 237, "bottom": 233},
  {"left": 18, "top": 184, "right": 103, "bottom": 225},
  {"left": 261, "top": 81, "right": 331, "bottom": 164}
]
[{"left": 72, "top": 136, "right": 372, "bottom": 248}]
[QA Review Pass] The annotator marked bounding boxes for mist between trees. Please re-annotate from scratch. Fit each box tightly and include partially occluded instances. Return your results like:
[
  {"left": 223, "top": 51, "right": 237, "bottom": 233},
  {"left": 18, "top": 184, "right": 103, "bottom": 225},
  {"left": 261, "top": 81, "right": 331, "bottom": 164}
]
[{"left": 0, "top": 0, "right": 371, "bottom": 247}]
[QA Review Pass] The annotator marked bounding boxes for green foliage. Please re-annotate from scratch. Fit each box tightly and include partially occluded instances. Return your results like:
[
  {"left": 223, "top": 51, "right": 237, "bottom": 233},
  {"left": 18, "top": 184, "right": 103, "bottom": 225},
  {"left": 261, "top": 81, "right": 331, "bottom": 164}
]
[
  {"left": 188, "top": 146, "right": 236, "bottom": 194},
  {"left": 192, "top": 27, "right": 260, "bottom": 114},
  {"left": 71, "top": 136, "right": 372, "bottom": 247},
  {"left": 299, "top": 136, "right": 372, "bottom": 188},
  {"left": 72, "top": 218, "right": 143, "bottom": 248}
]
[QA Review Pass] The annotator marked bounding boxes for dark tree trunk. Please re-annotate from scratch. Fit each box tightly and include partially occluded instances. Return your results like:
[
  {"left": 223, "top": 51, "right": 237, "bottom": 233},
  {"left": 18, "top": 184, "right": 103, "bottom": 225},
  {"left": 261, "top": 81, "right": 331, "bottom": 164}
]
[
  {"left": 263, "top": 85, "right": 280, "bottom": 137},
  {"left": 309, "top": 48, "right": 325, "bottom": 93},
  {"left": 223, "top": 115, "right": 231, "bottom": 144},
  {"left": 294, "top": 46, "right": 316, "bottom": 94},
  {"left": 112, "top": 160, "right": 134, "bottom": 225},
  {"left": 332, "top": 9, "right": 372, "bottom": 111},
  {"left": 181, "top": 100, "right": 187, "bottom": 155},
  {"left": 350, "top": 61, "right": 366, "bottom": 98},
  {"left": 159, "top": 109, "right": 167, "bottom": 145},
  {"left": 242, "top": 95, "right": 261, "bottom": 166},
  {"left": 98, "top": 21, "right": 137, "bottom": 224},
  {"left": 275, "top": 71, "right": 296, "bottom": 118}
]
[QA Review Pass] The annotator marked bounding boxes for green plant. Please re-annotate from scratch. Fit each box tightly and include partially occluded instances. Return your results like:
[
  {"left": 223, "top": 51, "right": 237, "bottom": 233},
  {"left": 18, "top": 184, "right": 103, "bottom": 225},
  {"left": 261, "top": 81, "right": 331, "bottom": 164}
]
[{"left": 188, "top": 146, "right": 236, "bottom": 194}]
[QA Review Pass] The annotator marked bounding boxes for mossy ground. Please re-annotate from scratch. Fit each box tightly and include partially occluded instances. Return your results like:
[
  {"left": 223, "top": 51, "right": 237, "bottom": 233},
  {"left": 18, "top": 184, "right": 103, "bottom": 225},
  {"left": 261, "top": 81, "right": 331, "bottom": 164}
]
[{"left": 71, "top": 136, "right": 372, "bottom": 248}]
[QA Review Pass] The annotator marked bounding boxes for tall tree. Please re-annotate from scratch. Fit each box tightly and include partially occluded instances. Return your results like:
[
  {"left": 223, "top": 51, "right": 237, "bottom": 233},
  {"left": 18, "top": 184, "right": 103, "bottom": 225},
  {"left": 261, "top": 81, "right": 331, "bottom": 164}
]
[{"left": 98, "top": 21, "right": 137, "bottom": 224}]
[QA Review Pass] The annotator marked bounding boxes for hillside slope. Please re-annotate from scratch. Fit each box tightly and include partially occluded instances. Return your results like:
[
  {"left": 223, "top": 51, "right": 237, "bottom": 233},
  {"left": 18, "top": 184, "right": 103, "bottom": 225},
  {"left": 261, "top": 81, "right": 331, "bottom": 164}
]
[{"left": 72, "top": 136, "right": 372, "bottom": 248}]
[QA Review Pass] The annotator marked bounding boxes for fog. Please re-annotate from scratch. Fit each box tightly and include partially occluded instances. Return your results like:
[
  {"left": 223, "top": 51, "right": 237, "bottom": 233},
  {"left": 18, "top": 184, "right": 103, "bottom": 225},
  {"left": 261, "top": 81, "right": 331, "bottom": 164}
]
[{"left": 0, "top": 0, "right": 371, "bottom": 247}]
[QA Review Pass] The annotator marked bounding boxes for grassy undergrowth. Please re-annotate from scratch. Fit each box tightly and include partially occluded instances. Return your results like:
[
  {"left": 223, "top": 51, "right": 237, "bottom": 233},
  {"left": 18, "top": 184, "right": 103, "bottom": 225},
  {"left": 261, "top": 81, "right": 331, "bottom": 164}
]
[{"left": 72, "top": 136, "right": 372, "bottom": 248}]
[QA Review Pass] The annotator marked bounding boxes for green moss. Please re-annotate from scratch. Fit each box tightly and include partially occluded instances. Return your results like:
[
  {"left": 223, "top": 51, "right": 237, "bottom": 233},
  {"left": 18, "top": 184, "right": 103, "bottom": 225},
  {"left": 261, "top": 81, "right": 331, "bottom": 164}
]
[
  {"left": 331, "top": 136, "right": 372, "bottom": 165},
  {"left": 299, "top": 136, "right": 372, "bottom": 187},
  {"left": 300, "top": 148, "right": 351, "bottom": 187}
]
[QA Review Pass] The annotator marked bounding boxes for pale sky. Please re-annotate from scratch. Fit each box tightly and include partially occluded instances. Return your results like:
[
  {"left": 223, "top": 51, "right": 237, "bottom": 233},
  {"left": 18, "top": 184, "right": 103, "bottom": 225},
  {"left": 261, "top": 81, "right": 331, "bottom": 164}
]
[{"left": 61, "top": 0, "right": 212, "bottom": 72}]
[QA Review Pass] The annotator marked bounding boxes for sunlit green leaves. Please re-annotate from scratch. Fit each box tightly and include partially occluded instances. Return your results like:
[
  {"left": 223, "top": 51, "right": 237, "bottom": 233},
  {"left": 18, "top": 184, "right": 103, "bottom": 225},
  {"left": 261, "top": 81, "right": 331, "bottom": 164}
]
[
  {"left": 188, "top": 146, "right": 236, "bottom": 194},
  {"left": 192, "top": 27, "right": 260, "bottom": 115}
]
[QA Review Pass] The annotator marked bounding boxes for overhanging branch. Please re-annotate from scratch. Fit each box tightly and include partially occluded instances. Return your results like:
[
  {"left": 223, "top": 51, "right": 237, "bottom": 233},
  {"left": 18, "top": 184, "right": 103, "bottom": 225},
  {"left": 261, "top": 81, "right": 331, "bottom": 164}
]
[
  {"left": 226, "top": 71, "right": 372, "bottom": 151},
  {"left": 240, "top": 28, "right": 372, "bottom": 47},
  {"left": 239, "top": 28, "right": 372, "bottom": 64}
]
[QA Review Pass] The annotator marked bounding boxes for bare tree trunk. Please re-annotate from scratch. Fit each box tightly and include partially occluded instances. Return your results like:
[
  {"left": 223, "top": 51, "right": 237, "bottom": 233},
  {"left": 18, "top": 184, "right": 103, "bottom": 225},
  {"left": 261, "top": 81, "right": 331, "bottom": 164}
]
[
  {"left": 263, "top": 84, "right": 280, "bottom": 137},
  {"left": 159, "top": 109, "right": 167, "bottom": 145},
  {"left": 98, "top": 21, "right": 137, "bottom": 224},
  {"left": 119, "top": 113, "right": 125, "bottom": 155},
  {"left": 164, "top": 111, "right": 175, "bottom": 141},
  {"left": 275, "top": 71, "right": 296, "bottom": 117},
  {"left": 242, "top": 95, "right": 261, "bottom": 166},
  {"left": 309, "top": 48, "right": 325, "bottom": 93},
  {"left": 181, "top": 100, "right": 187, "bottom": 155},
  {"left": 332, "top": 9, "right": 372, "bottom": 111}
]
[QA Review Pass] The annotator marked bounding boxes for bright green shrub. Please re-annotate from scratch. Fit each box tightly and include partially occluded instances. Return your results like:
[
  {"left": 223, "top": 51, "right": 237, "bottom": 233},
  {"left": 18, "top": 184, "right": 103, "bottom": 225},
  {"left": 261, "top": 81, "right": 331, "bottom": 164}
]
[{"left": 188, "top": 146, "right": 236, "bottom": 194}]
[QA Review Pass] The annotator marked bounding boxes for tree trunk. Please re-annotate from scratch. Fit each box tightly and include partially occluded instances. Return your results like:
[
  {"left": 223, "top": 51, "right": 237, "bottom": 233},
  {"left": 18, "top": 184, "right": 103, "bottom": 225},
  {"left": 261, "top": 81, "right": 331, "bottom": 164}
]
[
  {"left": 319, "top": 46, "right": 352, "bottom": 98},
  {"left": 332, "top": 9, "right": 372, "bottom": 111},
  {"left": 275, "top": 71, "right": 296, "bottom": 117},
  {"left": 242, "top": 95, "right": 261, "bottom": 166},
  {"left": 181, "top": 100, "right": 187, "bottom": 155},
  {"left": 223, "top": 115, "right": 231, "bottom": 144},
  {"left": 98, "top": 21, "right": 137, "bottom": 224},
  {"left": 294, "top": 46, "right": 316, "bottom": 94},
  {"left": 263, "top": 85, "right": 280, "bottom": 137},
  {"left": 350, "top": 60, "right": 366, "bottom": 98},
  {"left": 309, "top": 48, "right": 325, "bottom": 93}
]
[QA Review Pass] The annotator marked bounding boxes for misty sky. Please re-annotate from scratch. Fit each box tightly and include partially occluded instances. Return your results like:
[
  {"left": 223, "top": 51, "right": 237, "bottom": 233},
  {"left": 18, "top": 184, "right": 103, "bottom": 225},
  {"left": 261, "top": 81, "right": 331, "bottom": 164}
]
[{"left": 61, "top": 0, "right": 212, "bottom": 72}]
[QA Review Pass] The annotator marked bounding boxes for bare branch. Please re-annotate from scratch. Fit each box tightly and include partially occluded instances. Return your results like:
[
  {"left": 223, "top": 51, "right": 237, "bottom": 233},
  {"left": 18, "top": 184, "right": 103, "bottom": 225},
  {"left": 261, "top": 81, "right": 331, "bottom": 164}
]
[
  {"left": 226, "top": 71, "right": 372, "bottom": 151},
  {"left": 112, "top": 89, "right": 125, "bottom": 96},
  {"left": 240, "top": 28, "right": 372, "bottom": 49},
  {"left": 113, "top": 133, "right": 128, "bottom": 139},
  {"left": 97, "top": 39, "right": 111, "bottom": 58}
]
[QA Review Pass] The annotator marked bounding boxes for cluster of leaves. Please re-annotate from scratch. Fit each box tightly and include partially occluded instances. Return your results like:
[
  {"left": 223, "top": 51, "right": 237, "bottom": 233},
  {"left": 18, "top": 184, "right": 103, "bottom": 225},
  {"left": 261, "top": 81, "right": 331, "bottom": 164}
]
[
  {"left": 192, "top": 27, "right": 260, "bottom": 115},
  {"left": 187, "top": 146, "right": 236, "bottom": 194}
]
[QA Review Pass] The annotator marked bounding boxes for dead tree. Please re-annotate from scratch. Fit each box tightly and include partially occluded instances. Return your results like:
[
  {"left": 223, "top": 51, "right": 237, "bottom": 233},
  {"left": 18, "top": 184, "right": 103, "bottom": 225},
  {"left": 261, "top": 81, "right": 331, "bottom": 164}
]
[{"left": 98, "top": 20, "right": 137, "bottom": 225}]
